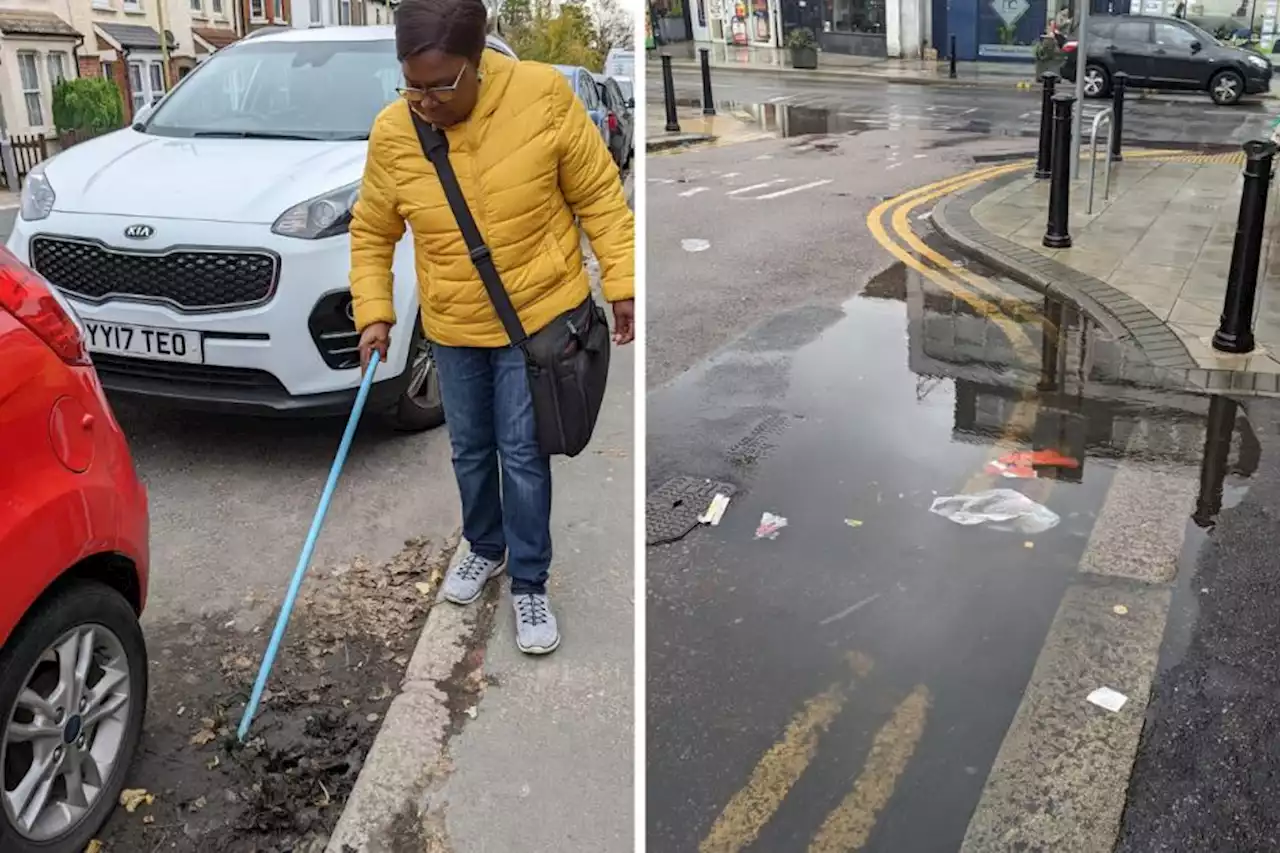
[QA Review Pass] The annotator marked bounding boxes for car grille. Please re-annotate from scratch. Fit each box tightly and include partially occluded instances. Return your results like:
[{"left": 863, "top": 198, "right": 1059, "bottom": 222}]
[
  {"left": 91, "top": 353, "right": 286, "bottom": 391},
  {"left": 29, "top": 236, "right": 279, "bottom": 312}
]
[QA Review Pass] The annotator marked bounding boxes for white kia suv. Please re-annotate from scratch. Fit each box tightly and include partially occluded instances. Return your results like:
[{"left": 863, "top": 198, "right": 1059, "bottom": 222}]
[{"left": 8, "top": 27, "right": 515, "bottom": 431}]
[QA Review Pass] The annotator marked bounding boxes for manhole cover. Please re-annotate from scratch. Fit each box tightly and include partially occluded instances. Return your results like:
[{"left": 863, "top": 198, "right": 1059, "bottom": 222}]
[
  {"left": 646, "top": 476, "right": 737, "bottom": 546},
  {"left": 726, "top": 414, "right": 790, "bottom": 466}
]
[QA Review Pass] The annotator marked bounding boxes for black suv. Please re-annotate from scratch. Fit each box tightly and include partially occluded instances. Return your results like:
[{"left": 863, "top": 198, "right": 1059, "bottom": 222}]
[{"left": 1061, "top": 14, "right": 1272, "bottom": 104}]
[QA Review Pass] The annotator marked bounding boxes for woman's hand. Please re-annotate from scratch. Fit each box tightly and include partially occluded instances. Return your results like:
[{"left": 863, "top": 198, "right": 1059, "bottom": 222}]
[
  {"left": 611, "top": 299, "right": 634, "bottom": 345},
  {"left": 359, "top": 322, "right": 392, "bottom": 373}
]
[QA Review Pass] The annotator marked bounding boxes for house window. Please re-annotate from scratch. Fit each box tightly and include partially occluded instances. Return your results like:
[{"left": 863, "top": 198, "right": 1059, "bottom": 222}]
[
  {"left": 149, "top": 62, "right": 165, "bottom": 102},
  {"left": 123, "top": 0, "right": 142, "bottom": 10},
  {"left": 46, "top": 53, "right": 68, "bottom": 88},
  {"left": 191, "top": 0, "right": 202, "bottom": 11},
  {"left": 339, "top": 0, "right": 351, "bottom": 24},
  {"left": 17, "top": 52, "right": 42, "bottom": 127},
  {"left": 102, "top": 61, "right": 114, "bottom": 81},
  {"left": 274, "top": 0, "right": 284, "bottom": 18},
  {"left": 309, "top": 0, "right": 321, "bottom": 22},
  {"left": 212, "top": 0, "right": 223, "bottom": 12},
  {"left": 128, "top": 61, "right": 145, "bottom": 114},
  {"left": 251, "top": 0, "right": 265, "bottom": 17}
]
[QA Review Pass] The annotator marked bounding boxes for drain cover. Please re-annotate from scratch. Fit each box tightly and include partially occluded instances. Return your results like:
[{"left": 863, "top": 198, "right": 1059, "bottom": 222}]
[{"left": 646, "top": 476, "right": 737, "bottom": 546}]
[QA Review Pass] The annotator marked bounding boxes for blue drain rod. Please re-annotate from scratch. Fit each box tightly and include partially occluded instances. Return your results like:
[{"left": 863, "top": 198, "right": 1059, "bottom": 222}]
[{"left": 238, "top": 350, "right": 382, "bottom": 742}]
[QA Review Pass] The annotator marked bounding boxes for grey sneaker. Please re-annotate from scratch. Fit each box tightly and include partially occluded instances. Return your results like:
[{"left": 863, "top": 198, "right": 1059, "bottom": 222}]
[
  {"left": 441, "top": 551, "right": 506, "bottom": 605},
  {"left": 512, "top": 593, "right": 560, "bottom": 655}
]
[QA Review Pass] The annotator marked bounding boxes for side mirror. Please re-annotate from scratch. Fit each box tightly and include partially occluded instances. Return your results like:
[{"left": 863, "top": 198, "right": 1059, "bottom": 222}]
[
  {"left": 132, "top": 102, "right": 154, "bottom": 125},
  {"left": 626, "top": 97, "right": 635, "bottom": 109},
  {"left": 1190, "top": 39, "right": 1202, "bottom": 52}
]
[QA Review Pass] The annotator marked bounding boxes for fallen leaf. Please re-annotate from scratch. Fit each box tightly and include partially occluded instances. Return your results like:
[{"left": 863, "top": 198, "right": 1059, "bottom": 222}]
[
  {"left": 190, "top": 796, "right": 207, "bottom": 811},
  {"left": 1024, "top": 541, "right": 1035, "bottom": 549},
  {"left": 142, "top": 815, "right": 155, "bottom": 825},
  {"left": 120, "top": 789, "right": 154, "bottom": 812},
  {"left": 465, "top": 706, "right": 478, "bottom": 719},
  {"left": 190, "top": 728, "right": 217, "bottom": 746},
  {"left": 844, "top": 519, "right": 864, "bottom": 528},
  {"left": 414, "top": 582, "right": 433, "bottom": 597},
  {"left": 1113, "top": 604, "right": 1129, "bottom": 615},
  {"left": 206, "top": 755, "right": 221, "bottom": 770},
  {"left": 85, "top": 841, "right": 104, "bottom": 853},
  {"left": 366, "top": 713, "right": 380, "bottom": 723}
]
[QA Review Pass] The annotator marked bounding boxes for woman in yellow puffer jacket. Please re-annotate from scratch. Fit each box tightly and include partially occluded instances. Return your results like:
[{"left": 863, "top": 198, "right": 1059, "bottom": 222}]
[{"left": 349, "top": 0, "right": 634, "bottom": 656}]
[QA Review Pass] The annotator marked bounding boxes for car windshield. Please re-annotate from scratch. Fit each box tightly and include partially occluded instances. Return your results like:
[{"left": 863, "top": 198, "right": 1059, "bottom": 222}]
[{"left": 141, "top": 39, "right": 400, "bottom": 141}]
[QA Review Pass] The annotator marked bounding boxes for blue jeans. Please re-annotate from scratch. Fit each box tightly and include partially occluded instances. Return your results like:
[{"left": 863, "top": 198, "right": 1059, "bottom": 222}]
[{"left": 432, "top": 342, "right": 552, "bottom": 595}]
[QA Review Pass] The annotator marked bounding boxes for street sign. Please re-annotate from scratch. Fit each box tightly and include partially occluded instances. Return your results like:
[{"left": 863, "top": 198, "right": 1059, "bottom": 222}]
[{"left": 991, "top": 0, "right": 1030, "bottom": 27}]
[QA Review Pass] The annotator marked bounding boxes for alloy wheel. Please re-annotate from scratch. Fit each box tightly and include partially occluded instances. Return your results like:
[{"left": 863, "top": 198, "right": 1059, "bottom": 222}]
[
  {"left": 1, "top": 625, "right": 132, "bottom": 841},
  {"left": 1083, "top": 68, "right": 1105, "bottom": 97},
  {"left": 1213, "top": 74, "right": 1240, "bottom": 103}
]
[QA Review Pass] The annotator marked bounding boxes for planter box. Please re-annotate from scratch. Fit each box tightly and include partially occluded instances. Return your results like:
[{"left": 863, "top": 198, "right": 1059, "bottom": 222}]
[{"left": 790, "top": 46, "right": 818, "bottom": 69}]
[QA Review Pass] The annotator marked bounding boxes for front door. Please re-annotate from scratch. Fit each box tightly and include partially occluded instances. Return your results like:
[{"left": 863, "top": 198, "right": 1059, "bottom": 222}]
[{"left": 1149, "top": 19, "right": 1212, "bottom": 87}]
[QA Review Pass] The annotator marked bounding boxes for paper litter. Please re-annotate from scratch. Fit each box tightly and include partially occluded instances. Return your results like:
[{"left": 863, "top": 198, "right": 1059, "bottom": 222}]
[
  {"left": 755, "top": 512, "right": 788, "bottom": 540},
  {"left": 699, "top": 493, "right": 732, "bottom": 526},
  {"left": 1087, "top": 687, "right": 1129, "bottom": 713}
]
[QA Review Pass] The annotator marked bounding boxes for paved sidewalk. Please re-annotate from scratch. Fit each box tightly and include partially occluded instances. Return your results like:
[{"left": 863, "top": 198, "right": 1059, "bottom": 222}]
[
  {"left": 646, "top": 104, "right": 774, "bottom": 151},
  {"left": 650, "top": 42, "right": 1050, "bottom": 89},
  {"left": 932, "top": 152, "right": 1280, "bottom": 394}
]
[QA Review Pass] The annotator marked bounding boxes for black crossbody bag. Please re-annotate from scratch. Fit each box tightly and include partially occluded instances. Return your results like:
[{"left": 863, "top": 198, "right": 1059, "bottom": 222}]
[{"left": 410, "top": 115, "right": 611, "bottom": 458}]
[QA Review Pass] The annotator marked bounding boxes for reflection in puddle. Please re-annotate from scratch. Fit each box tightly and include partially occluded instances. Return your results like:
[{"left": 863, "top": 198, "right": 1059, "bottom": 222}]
[{"left": 858, "top": 260, "right": 1259, "bottom": 532}]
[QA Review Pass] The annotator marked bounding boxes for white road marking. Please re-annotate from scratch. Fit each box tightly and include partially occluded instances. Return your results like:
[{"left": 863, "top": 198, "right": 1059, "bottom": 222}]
[
  {"left": 818, "top": 594, "right": 882, "bottom": 626},
  {"left": 649, "top": 178, "right": 676, "bottom": 184},
  {"left": 726, "top": 179, "right": 787, "bottom": 196},
  {"left": 768, "top": 95, "right": 794, "bottom": 103},
  {"left": 751, "top": 179, "right": 834, "bottom": 200},
  {"left": 679, "top": 186, "right": 710, "bottom": 198},
  {"left": 721, "top": 171, "right": 742, "bottom": 179},
  {"left": 681, "top": 238, "right": 711, "bottom": 252}
]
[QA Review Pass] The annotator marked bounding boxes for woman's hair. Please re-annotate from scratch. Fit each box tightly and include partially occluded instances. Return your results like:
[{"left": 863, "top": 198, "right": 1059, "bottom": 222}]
[{"left": 395, "top": 0, "right": 489, "bottom": 62}]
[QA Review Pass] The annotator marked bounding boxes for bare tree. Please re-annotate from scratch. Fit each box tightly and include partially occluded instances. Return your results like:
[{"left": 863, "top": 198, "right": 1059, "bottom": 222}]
[{"left": 591, "top": 0, "right": 634, "bottom": 52}]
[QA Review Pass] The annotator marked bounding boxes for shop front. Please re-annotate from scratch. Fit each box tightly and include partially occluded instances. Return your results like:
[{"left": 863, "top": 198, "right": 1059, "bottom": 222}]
[
  {"left": 943, "top": 0, "right": 1048, "bottom": 61},
  {"left": 780, "top": 0, "right": 887, "bottom": 56}
]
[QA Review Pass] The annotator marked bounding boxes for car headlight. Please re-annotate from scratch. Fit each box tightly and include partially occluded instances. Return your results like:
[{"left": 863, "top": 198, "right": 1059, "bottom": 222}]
[
  {"left": 271, "top": 182, "right": 360, "bottom": 240},
  {"left": 20, "top": 164, "right": 54, "bottom": 221},
  {"left": 1248, "top": 53, "right": 1270, "bottom": 69}
]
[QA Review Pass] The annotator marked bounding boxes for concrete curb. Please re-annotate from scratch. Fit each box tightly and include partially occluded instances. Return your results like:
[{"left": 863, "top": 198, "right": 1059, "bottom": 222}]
[
  {"left": 929, "top": 168, "right": 1280, "bottom": 397},
  {"left": 327, "top": 542, "right": 487, "bottom": 853},
  {"left": 647, "top": 132, "right": 717, "bottom": 151}
]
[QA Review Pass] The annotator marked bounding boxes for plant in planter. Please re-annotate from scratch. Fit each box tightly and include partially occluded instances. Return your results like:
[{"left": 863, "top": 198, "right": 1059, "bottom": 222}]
[{"left": 786, "top": 28, "right": 818, "bottom": 69}]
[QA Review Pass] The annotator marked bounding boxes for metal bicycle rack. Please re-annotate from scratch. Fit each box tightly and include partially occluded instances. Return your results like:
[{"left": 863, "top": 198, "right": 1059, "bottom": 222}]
[{"left": 1087, "top": 107, "right": 1115, "bottom": 215}]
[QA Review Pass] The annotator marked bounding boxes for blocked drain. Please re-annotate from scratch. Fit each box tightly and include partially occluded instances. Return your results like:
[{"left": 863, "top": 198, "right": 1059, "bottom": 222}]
[
  {"left": 646, "top": 476, "right": 737, "bottom": 546},
  {"left": 726, "top": 414, "right": 790, "bottom": 466}
]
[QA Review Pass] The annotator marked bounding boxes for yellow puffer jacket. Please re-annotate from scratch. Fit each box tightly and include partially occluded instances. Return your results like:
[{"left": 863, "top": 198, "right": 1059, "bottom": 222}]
[{"left": 348, "top": 51, "right": 634, "bottom": 348}]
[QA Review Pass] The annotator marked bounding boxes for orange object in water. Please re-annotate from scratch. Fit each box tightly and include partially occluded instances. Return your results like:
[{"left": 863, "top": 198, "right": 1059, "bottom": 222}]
[{"left": 985, "top": 449, "right": 1081, "bottom": 479}]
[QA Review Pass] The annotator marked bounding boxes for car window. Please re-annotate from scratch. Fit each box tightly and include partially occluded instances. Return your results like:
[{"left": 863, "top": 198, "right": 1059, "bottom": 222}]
[
  {"left": 142, "top": 39, "right": 399, "bottom": 140},
  {"left": 1087, "top": 18, "right": 1116, "bottom": 39},
  {"left": 616, "top": 79, "right": 632, "bottom": 101},
  {"left": 1153, "top": 21, "right": 1200, "bottom": 47},
  {"left": 580, "top": 77, "right": 600, "bottom": 110},
  {"left": 1114, "top": 20, "right": 1151, "bottom": 43}
]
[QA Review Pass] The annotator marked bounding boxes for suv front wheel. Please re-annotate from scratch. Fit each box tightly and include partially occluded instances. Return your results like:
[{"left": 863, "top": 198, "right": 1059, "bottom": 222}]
[
  {"left": 386, "top": 327, "right": 445, "bottom": 432},
  {"left": 1210, "top": 68, "right": 1245, "bottom": 105}
]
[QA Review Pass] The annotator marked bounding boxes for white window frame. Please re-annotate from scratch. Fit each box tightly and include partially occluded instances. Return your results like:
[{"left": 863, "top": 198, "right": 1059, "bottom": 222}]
[
  {"left": 46, "top": 53, "right": 68, "bottom": 89},
  {"left": 17, "top": 52, "right": 42, "bottom": 128},
  {"left": 212, "top": 0, "right": 224, "bottom": 15},
  {"left": 251, "top": 0, "right": 266, "bottom": 19},
  {"left": 274, "top": 0, "right": 285, "bottom": 20},
  {"left": 148, "top": 61, "right": 165, "bottom": 104},
  {"left": 190, "top": 0, "right": 203, "bottom": 13},
  {"left": 123, "top": 0, "right": 142, "bottom": 12},
  {"left": 127, "top": 60, "right": 146, "bottom": 114},
  {"left": 92, "top": 0, "right": 112, "bottom": 9},
  {"left": 308, "top": 0, "right": 321, "bottom": 24},
  {"left": 338, "top": 0, "right": 351, "bottom": 23}
]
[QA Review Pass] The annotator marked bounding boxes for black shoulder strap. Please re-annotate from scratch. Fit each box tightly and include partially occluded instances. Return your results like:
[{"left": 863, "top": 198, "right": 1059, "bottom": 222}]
[{"left": 410, "top": 113, "right": 528, "bottom": 345}]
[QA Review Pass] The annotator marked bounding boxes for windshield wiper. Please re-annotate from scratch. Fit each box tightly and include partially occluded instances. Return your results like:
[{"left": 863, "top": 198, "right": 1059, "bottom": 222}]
[{"left": 191, "top": 130, "right": 324, "bottom": 140}]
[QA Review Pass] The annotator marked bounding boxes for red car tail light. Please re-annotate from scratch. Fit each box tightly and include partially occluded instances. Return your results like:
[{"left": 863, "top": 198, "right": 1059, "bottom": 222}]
[
  {"left": 0, "top": 247, "right": 90, "bottom": 365},
  {"left": 1063, "top": 41, "right": 1077, "bottom": 53},
  {"left": 607, "top": 112, "right": 619, "bottom": 133}
]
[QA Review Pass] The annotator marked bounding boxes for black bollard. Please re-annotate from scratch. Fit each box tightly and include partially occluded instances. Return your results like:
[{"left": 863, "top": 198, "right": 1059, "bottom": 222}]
[
  {"left": 661, "top": 54, "right": 680, "bottom": 133},
  {"left": 699, "top": 48, "right": 715, "bottom": 116},
  {"left": 1035, "top": 72, "right": 1059, "bottom": 179},
  {"left": 1038, "top": 295, "right": 1065, "bottom": 392},
  {"left": 1193, "top": 394, "right": 1238, "bottom": 529},
  {"left": 1043, "top": 93, "right": 1075, "bottom": 249},
  {"left": 949, "top": 34, "right": 957, "bottom": 79},
  {"left": 1110, "top": 71, "right": 1127, "bottom": 162},
  {"left": 1213, "top": 139, "right": 1277, "bottom": 353}
]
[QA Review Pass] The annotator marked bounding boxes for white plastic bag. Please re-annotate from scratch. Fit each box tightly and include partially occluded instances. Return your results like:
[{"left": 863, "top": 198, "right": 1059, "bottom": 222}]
[{"left": 929, "top": 488, "right": 1059, "bottom": 534}]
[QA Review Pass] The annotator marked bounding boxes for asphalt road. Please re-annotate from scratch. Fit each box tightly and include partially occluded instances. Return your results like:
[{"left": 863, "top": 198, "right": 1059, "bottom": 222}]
[
  {"left": 649, "top": 66, "right": 1278, "bottom": 150},
  {"left": 645, "top": 94, "right": 1260, "bottom": 851}
]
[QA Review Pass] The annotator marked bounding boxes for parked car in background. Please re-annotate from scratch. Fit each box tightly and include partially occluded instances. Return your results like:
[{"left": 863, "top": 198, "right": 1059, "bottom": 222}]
[
  {"left": 593, "top": 73, "right": 634, "bottom": 169},
  {"left": 605, "top": 48, "right": 634, "bottom": 81},
  {"left": 0, "top": 248, "right": 150, "bottom": 853},
  {"left": 555, "top": 65, "right": 610, "bottom": 145},
  {"left": 6, "top": 28, "right": 517, "bottom": 432},
  {"left": 1061, "top": 14, "right": 1271, "bottom": 104}
]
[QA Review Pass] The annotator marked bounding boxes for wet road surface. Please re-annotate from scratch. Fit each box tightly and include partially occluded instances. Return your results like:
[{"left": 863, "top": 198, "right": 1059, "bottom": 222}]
[
  {"left": 646, "top": 124, "right": 1275, "bottom": 850},
  {"left": 649, "top": 66, "right": 1277, "bottom": 149}
]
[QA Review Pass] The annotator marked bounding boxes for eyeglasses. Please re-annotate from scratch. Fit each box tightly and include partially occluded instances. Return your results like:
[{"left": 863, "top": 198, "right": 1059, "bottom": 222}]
[{"left": 398, "top": 63, "right": 468, "bottom": 105}]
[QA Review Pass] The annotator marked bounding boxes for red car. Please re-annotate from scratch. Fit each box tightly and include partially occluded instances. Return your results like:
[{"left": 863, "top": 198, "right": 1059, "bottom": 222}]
[{"left": 0, "top": 248, "right": 149, "bottom": 853}]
